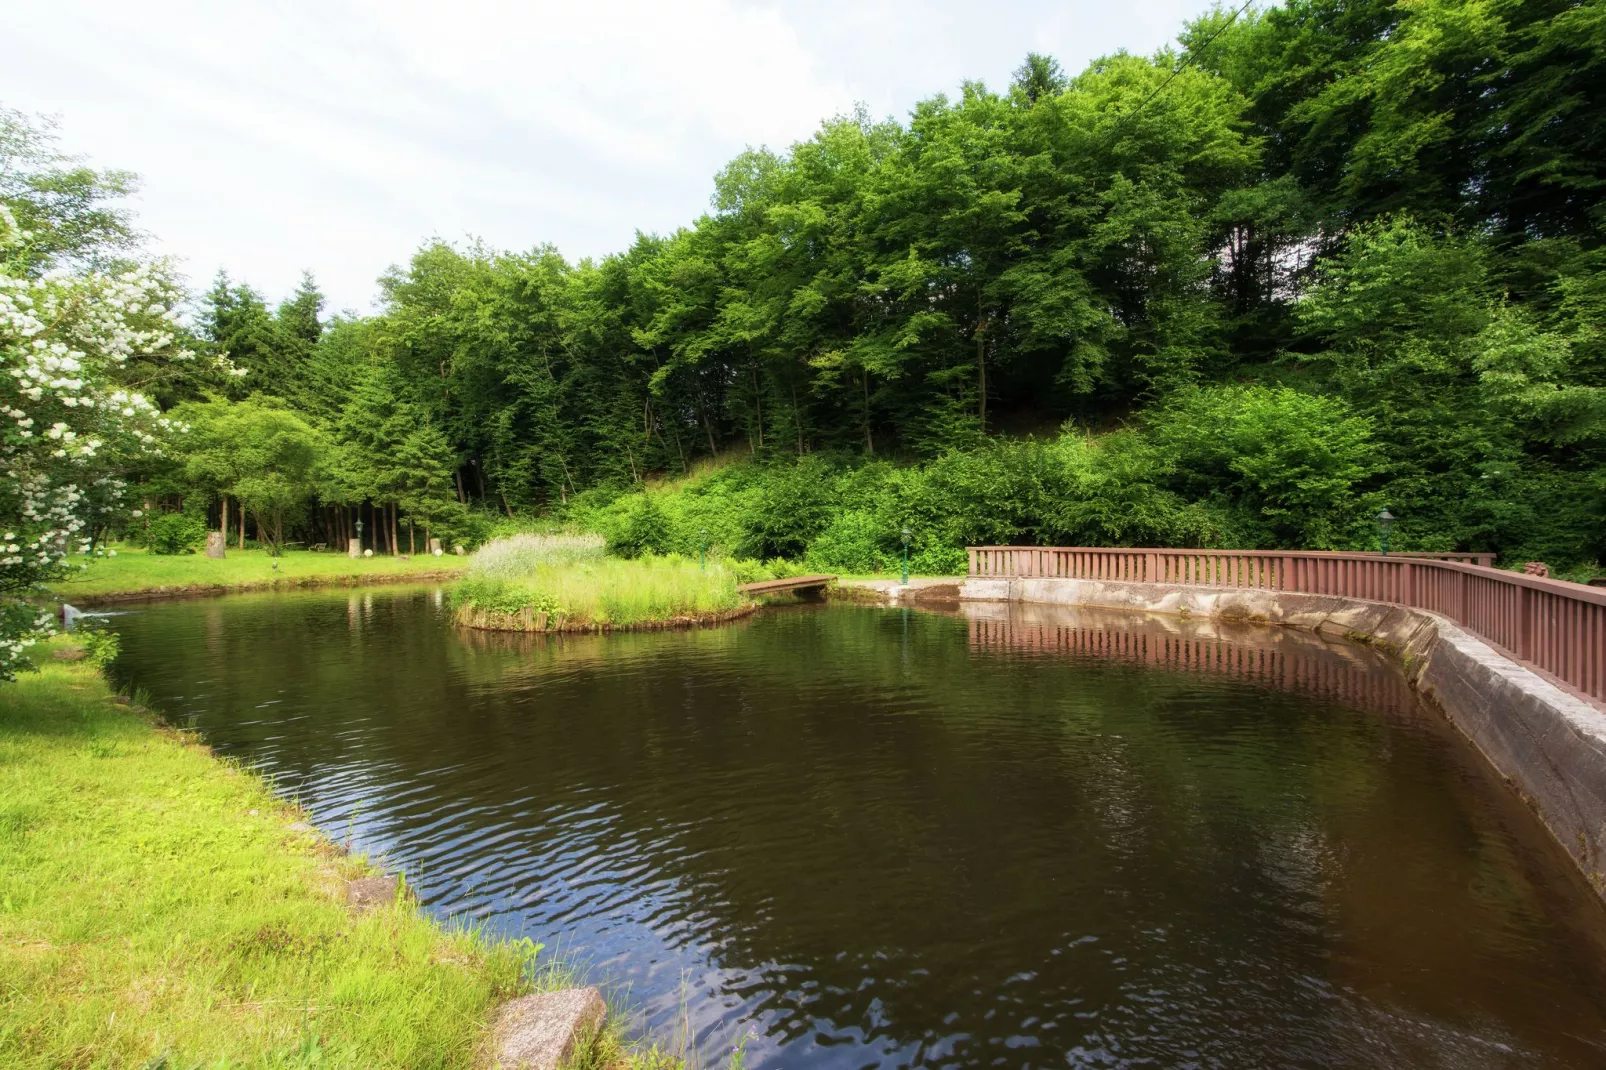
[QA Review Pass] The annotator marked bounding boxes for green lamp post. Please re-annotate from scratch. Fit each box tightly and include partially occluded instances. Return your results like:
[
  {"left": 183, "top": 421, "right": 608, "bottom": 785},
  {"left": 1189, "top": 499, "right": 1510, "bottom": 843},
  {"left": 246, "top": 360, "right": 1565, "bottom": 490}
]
[
  {"left": 1377, "top": 508, "right": 1396, "bottom": 557},
  {"left": 700, "top": 528, "right": 708, "bottom": 571},
  {"left": 901, "top": 525, "right": 911, "bottom": 586},
  {"left": 355, "top": 517, "right": 364, "bottom": 552}
]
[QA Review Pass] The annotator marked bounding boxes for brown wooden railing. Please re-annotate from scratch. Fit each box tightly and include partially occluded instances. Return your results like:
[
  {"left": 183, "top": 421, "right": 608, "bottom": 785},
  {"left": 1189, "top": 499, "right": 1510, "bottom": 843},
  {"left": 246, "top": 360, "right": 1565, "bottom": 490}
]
[{"left": 966, "top": 546, "right": 1606, "bottom": 705}]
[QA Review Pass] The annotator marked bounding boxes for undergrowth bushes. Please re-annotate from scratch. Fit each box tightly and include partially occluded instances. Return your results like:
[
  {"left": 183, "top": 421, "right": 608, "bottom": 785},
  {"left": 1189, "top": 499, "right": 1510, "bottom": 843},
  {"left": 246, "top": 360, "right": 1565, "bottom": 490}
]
[{"left": 537, "top": 384, "right": 1599, "bottom": 575}]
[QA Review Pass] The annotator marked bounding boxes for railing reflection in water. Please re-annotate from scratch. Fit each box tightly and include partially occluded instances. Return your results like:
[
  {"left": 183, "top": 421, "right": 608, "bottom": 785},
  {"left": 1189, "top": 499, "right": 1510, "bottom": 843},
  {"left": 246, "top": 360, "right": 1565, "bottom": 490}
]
[{"left": 963, "top": 602, "right": 1418, "bottom": 714}]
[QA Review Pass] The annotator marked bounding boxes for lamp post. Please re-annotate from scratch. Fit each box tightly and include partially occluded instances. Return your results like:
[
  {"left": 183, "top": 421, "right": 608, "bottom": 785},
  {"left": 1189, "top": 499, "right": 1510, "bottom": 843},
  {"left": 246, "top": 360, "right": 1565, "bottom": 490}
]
[
  {"left": 1377, "top": 508, "right": 1395, "bottom": 557},
  {"left": 901, "top": 525, "right": 911, "bottom": 586},
  {"left": 355, "top": 517, "right": 364, "bottom": 552},
  {"left": 700, "top": 528, "right": 708, "bottom": 571}
]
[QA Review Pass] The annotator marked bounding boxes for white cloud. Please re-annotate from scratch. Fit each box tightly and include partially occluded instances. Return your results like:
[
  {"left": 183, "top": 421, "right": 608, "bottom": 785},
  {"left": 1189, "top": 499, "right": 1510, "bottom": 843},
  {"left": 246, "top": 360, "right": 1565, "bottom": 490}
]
[{"left": 2, "top": 0, "right": 1207, "bottom": 313}]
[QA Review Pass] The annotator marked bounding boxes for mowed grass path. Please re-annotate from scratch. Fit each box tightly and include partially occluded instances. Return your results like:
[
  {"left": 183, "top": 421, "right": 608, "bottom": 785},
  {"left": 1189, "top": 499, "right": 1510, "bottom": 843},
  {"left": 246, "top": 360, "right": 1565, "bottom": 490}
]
[
  {"left": 48, "top": 547, "right": 468, "bottom": 601},
  {"left": 0, "top": 647, "right": 528, "bottom": 1068}
]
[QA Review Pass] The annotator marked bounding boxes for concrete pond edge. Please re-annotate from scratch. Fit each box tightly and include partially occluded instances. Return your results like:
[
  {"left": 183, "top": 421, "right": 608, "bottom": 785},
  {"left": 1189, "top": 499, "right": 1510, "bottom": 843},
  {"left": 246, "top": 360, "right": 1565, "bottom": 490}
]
[{"left": 845, "top": 575, "right": 1606, "bottom": 900}]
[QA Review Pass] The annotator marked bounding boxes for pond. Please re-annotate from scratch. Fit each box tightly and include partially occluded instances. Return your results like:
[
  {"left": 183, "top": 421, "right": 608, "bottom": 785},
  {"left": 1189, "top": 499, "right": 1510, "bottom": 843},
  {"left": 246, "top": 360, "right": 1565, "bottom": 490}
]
[{"left": 109, "top": 587, "right": 1606, "bottom": 1069}]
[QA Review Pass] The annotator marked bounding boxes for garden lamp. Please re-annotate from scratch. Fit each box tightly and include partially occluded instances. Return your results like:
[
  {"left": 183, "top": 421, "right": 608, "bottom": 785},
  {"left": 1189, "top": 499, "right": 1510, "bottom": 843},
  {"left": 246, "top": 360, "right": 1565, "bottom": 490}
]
[
  {"left": 901, "top": 525, "right": 911, "bottom": 586},
  {"left": 1377, "top": 508, "right": 1395, "bottom": 557},
  {"left": 355, "top": 517, "right": 364, "bottom": 551}
]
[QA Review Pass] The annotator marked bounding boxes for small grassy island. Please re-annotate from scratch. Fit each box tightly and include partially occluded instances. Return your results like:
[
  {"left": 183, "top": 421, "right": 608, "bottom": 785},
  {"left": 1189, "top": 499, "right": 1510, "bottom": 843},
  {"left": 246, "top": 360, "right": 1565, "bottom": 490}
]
[{"left": 452, "top": 534, "right": 754, "bottom": 632}]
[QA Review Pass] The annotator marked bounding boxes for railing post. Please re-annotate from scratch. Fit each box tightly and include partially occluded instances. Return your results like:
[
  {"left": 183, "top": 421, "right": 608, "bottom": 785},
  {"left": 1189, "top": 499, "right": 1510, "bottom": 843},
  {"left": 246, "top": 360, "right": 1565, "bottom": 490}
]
[
  {"left": 1145, "top": 551, "right": 1158, "bottom": 585},
  {"left": 1402, "top": 561, "right": 1413, "bottom": 607},
  {"left": 968, "top": 548, "right": 977, "bottom": 577},
  {"left": 1519, "top": 584, "right": 1532, "bottom": 661}
]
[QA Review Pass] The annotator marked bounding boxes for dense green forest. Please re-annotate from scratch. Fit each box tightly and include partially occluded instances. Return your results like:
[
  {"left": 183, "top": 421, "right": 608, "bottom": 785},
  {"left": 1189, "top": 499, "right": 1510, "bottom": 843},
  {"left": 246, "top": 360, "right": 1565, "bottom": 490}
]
[{"left": 7, "top": 0, "right": 1606, "bottom": 627}]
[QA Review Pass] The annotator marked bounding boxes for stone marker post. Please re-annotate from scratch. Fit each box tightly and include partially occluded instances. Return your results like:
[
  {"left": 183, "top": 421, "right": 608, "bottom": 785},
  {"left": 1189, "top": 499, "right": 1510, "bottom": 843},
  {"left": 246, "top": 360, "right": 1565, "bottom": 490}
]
[
  {"left": 205, "top": 531, "right": 227, "bottom": 559},
  {"left": 429, "top": 537, "right": 442, "bottom": 555},
  {"left": 348, "top": 538, "right": 362, "bottom": 559}
]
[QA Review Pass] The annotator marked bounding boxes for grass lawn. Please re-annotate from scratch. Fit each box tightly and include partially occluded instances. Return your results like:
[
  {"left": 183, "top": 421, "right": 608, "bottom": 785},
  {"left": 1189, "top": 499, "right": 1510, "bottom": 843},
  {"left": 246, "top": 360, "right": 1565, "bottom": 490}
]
[
  {"left": 0, "top": 644, "right": 534, "bottom": 1067},
  {"left": 47, "top": 546, "right": 468, "bottom": 602},
  {"left": 0, "top": 643, "right": 682, "bottom": 1069}
]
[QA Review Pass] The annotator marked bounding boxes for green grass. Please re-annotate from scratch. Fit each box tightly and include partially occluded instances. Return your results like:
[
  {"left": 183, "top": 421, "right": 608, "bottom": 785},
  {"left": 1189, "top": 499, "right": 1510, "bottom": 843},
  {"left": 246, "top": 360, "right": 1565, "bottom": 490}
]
[
  {"left": 47, "top": 546, "right": 468, "bottom": 601},
  {"left": 0, "top": 643, "right": 692, "bottom": 1069},
  {"left": 455, "top": 541, "right": 747, "bottom": 628},
  {"left": 0, "top": 646, "right": 529, "bottom": 1067}
]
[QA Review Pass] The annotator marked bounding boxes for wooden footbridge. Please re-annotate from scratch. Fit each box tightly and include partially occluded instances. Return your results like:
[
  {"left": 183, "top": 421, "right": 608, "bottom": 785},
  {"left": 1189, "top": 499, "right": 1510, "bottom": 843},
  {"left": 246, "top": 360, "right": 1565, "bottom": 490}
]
[{"left": 738, "top": 574, "right": 837, "bottom": 597}]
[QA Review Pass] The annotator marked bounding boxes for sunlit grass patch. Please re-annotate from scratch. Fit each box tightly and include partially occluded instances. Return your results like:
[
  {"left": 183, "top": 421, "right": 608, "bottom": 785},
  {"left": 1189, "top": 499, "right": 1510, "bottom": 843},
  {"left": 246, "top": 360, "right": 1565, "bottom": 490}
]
[
  {"left": 0, "top": 649, "right": 527, "bottom": 1068},
  {"left": 47, "top": 546, "right": 468, "bottom": 601}
]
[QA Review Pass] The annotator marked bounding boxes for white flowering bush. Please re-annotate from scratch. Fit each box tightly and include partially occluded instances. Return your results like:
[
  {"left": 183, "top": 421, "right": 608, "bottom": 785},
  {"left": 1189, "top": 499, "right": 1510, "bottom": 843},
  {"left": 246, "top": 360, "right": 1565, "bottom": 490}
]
[
  {"left": 464, "top": 532, "right": 607, "bottom": 579},
  {"left": 0, "top": 204, "right": 232, "bottom": 678}
]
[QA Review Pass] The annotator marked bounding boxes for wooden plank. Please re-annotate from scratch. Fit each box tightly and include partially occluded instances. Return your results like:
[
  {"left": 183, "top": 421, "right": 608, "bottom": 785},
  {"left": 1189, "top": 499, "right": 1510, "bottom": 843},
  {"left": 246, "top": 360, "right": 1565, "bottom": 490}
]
[{"left": 737, "top": 574, "right": 838, "bottom": 595}]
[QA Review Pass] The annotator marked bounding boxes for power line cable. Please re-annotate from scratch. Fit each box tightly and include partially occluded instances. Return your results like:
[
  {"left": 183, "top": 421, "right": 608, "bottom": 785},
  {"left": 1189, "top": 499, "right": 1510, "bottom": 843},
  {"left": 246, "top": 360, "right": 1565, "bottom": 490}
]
[{"left": 1107, "top": 0, "right": 1258, "bottom": 141}]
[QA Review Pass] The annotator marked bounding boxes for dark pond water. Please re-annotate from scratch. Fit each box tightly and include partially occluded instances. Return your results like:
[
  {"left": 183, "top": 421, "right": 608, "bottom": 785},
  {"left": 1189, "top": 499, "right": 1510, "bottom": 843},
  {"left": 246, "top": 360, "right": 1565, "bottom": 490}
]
[{"left": 108, "top": 587, "right": 1606, "bottom": 1069}]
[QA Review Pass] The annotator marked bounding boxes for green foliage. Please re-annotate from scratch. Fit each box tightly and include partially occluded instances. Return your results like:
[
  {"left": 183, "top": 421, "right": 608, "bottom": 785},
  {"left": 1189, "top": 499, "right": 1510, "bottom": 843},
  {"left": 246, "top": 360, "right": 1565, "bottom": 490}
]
[
  {"left": 49, "top": 0, "right": 1606, "bottom": 571},
  {"left": 0, "top": 108, "right": 138, "bottom": 276},
  {"left": 141, "top": 512, "right": 208, "bottom": 556},
  {"left": 806, "top": 509, "right": 894, "bottom": 574},
  {"left": 1148, "top": 386, "right": 1378, "bottom": 548},
  {"left": 75, "top": 624, "right": 120, "bottom": 669},
  {"left": 742, "top": 459, "right": 835, "bottom": 558},
  {"left": 612, "top": 495, "right": 675, "bottom": 558}
]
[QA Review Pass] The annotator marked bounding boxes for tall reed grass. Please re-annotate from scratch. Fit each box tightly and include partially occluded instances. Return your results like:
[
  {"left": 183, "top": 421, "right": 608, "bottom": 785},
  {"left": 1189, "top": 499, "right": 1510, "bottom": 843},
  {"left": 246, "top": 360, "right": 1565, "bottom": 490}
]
[{"left": 455, "top": 536, "right": 746, "bottom": 627}]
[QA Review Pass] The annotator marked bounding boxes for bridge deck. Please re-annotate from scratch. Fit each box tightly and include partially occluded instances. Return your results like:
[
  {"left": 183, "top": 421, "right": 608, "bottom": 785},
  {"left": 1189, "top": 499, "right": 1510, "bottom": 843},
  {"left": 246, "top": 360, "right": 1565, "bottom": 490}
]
[{"left": 738, "top": 574, "right": 837, "bottom": 596}]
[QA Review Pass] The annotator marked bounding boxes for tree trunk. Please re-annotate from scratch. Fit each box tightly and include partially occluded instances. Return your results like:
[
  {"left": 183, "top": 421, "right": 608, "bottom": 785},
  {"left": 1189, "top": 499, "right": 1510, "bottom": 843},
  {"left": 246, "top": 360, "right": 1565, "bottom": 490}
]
[
  {"left": 862, "top": 368, "right": 874, "bottom": 455},
  {"left": 221, "top": 494, "right": 230, "bottom": 542},
  {"left": 390, "top": 501, "right": 399, "bottom": 557},
  {"left": 408, "top": 519, "right": 415, "bottom": 556},
  {"left": 694, "top": 381, "right": 718, "bottom": 457},
  {"left": 275, "top": 509, "right": 283, "bottom": 553},
  {"left": 977, "top": 335, "right": 987, "bottom": 429},
  {"left": 455, "top": 469, "right": 467, "bottom": 504},
  {"left": 238, "top": 501, "right": 246, "bottom": 550},
  {"left": 661, "top": 413, "right": 686, "bottom": 473},
  {"left": 752, "top": 364, "right": 764, "bottom": 452}
]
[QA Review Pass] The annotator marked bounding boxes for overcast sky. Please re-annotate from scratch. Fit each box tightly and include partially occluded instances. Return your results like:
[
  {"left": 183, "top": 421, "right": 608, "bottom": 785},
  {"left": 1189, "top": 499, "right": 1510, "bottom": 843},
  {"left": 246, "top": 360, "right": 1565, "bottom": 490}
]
[{"left": 4, "top": 0, "right": 1210, "bottom": 314}]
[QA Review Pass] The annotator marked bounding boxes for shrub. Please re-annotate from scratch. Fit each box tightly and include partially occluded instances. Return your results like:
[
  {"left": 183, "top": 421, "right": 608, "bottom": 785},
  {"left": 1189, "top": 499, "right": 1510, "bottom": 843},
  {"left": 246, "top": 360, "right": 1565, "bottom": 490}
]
[
  {"left": 76, "top": 625, "right": 121, "bottom": 669},
  {"left": 807, "top": 509, "right": 894, "bottom": 574},
  {"left": 612, "top": 496, "right": 675, "bottom": 558},
  {"left": 741, "top": 459, "right": 836, "bottom": 558},
  {"left": 725, "top": 558, "right": 775, "bottom": 585},
  {"left": 467, "top": 533, "right": 606, "bottom": 577},
  {"left": 144, "top": 513, "right": 208, "bottom": 555},
  {"left": 1147, "top": 385, "right": 1379, "bottom": 548}
]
